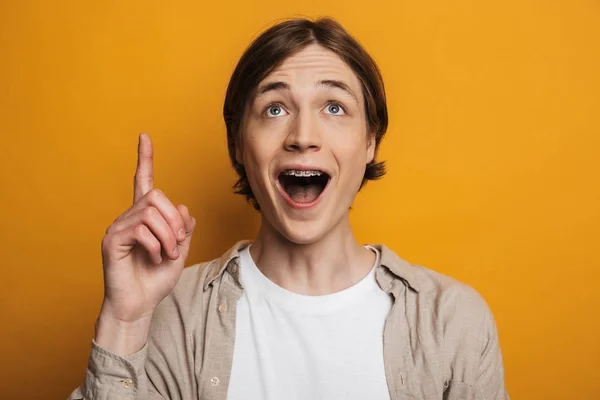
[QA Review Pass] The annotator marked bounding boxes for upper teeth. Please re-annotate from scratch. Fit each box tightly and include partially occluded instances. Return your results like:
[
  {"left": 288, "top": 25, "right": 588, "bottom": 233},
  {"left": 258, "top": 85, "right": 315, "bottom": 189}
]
[{"left": 282, "top": 169, "right": 323, "bottom": 177}]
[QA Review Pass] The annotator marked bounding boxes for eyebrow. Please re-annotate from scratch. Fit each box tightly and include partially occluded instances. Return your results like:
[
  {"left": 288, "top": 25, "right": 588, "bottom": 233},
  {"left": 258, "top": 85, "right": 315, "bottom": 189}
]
[
  {"left": 258, "top": 81, "right": 291, "bottom": 95},
  {"left": 256, "top": 79, "right": 359, "bottom": 104},
  {"left": 318, "top": 79, "right": 358, "bottom": 104}
]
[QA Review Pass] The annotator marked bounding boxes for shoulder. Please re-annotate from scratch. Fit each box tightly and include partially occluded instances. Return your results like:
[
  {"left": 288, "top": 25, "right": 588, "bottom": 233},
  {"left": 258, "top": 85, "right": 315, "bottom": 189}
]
[
  {"left": 413, "top": 264, "right": 492, "bottom": 323},
  {"left": 378, "top": 243, "right": 492, "bottom": 320},
  {"left": 378, "top": 243, "right": 496, "bottom": 350},
  {"left": 410, "top": 262, "right": 499, "bottom": 372}
]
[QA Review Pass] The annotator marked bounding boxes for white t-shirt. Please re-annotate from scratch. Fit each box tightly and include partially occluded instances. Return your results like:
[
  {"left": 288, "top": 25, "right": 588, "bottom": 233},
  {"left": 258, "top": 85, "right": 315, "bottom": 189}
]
[{"left": 227, "top": 245, "right": 392, "bottom": 400}]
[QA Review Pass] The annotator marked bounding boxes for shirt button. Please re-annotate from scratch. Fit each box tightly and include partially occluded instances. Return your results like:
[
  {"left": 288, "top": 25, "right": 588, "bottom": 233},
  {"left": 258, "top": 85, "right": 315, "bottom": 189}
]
[
  {"left": 231, "top": 264, "right": 238, "bottom": 274},
  {"left": 218, "top": 303, "right": 228, "bottom": 313},
  {"left": 120, "top": 379, "right": 134, "bottom": 389},
  {"left": 210, "top": 376, "right": 220, "bottom": 386}
]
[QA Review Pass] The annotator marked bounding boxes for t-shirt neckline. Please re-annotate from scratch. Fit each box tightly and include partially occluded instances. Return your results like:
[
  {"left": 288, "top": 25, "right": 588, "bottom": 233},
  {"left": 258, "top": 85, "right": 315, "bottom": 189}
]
[{"left": 238, "top": 244, "right": 381, "bottom": 315}]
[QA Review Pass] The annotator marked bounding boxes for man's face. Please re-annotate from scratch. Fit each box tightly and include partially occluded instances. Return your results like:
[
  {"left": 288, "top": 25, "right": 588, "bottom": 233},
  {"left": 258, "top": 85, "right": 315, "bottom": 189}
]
[{"left": 237, "top": 43, "right": 375, "bottom": 244}]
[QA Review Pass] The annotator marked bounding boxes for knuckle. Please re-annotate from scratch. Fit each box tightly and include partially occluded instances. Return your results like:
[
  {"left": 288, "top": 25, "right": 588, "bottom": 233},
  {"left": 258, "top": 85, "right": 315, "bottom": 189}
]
[
  {"left": 143, "top": 206, "right": 158, "bottom": 219},
  {"left": 105, "top": 221, "right": 121, "bottom": 235},
  {"left": 107, "top": 214, "right": 122, "bottom": 232},
  {"left": 149, "top": 188, "right": 163, "bottom": 201},
  {"left": 101, "top": 234, "right": 114, "bottom": 251},
  {"left": 134, "top": 223, "right": 147, "bottom": 237}
]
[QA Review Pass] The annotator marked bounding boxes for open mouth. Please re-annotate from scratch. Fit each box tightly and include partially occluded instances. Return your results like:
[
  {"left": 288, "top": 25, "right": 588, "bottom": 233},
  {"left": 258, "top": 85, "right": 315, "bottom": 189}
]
[{"left": 277, "top": 169, "right": 331, "bottom": 205}]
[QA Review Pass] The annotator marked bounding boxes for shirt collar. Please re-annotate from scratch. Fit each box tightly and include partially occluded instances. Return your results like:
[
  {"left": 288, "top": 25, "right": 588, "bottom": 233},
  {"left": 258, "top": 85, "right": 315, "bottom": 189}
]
[
  {"left": 203, "top": 240, "right": 420, "bottom": 293},
  {"left": 370, "top": 243, "right": 420, "bottom": 292},
  {"left": 203, "top": 240, "right": 252, "bottom": 291}
]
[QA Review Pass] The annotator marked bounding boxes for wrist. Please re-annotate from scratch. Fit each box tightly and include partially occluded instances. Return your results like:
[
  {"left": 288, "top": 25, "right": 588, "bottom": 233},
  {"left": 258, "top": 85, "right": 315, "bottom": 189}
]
[{"left": 94, "top": 311, "right": 153, "bottom": 357}]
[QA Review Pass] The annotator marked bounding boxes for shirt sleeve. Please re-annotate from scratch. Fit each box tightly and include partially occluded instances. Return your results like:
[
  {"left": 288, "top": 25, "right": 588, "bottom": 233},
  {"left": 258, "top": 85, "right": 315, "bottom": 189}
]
[{"left": 67, "top": 340, "right": 165, "bottom": 400}]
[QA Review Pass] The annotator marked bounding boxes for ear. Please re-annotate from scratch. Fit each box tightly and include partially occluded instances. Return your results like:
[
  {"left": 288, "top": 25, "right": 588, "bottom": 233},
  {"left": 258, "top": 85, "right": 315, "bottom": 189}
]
[{"left": 366, "top": 133, "right": 376, "bottom": 164}]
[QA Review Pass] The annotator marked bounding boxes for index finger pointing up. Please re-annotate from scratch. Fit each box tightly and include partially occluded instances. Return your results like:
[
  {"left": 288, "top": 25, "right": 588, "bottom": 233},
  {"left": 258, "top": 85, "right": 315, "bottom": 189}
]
[{"left": 133, "top": 132, "right": 154, "bottom": 204}]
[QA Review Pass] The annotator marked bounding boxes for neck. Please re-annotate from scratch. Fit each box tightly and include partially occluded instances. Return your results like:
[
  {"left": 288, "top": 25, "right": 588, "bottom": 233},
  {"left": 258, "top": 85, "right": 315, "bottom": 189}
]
[{"left": 249, "top": 213, "right": 376, "bottom": 295}]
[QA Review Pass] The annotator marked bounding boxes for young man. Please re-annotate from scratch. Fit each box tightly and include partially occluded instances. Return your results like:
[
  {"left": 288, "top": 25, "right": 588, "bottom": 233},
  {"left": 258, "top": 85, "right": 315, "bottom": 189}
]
[{"left": 70, "top": 17, "right": 508, "bottom": 400}]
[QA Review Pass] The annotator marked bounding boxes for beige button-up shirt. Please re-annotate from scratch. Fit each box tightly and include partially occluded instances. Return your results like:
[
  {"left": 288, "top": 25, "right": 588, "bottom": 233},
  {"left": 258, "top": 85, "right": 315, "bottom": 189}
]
[{"left": 69, "top": 240, "right": 509, "bottom": 400}]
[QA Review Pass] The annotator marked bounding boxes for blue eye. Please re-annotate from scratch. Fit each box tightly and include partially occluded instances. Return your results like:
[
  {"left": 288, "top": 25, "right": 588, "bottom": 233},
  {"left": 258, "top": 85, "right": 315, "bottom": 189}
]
[
  {"left": 265, "top": 104, "right": 287, "bottom": 117},
  {"left": 324, "top": 102, "right": 345, "bottom": 115}
]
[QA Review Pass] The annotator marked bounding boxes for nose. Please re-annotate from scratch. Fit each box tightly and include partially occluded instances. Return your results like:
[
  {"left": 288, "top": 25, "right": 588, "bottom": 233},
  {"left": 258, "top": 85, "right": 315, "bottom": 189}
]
[{"left": 283, "top": 109, "right": 322, "bottom": 153}]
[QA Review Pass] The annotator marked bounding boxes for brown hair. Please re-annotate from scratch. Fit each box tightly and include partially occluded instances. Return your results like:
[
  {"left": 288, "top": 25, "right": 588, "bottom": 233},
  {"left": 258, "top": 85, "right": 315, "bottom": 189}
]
[{"left": 223, "top": 17, "right": 388, "bottom": 210}]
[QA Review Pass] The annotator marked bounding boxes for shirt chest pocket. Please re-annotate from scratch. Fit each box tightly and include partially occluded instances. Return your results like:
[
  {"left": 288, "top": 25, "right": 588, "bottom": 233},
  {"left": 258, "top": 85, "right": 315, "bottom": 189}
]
[{"left": 443, "top": 381, "right": 480, "bottom": 400}]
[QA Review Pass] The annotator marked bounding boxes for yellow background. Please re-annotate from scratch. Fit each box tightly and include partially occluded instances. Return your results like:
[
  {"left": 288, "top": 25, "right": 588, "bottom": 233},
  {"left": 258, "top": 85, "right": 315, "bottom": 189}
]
[{"left": 1, "top": 1, "right": 598, "bottom": 398}]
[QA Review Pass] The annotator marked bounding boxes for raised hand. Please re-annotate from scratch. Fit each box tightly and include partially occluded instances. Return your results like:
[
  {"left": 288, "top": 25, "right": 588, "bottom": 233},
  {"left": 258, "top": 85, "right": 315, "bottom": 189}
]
[{"left": 95, "top": 133, "right": 196, "bottom": 356}]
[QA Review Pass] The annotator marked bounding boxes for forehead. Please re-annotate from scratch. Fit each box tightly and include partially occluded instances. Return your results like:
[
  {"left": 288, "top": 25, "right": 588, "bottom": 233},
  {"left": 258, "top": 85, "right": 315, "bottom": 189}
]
[{"left": 258, "top": 44, "right": 362, "bottom": 92}]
